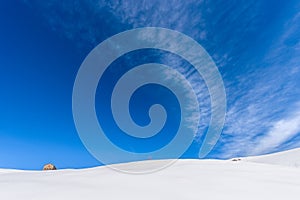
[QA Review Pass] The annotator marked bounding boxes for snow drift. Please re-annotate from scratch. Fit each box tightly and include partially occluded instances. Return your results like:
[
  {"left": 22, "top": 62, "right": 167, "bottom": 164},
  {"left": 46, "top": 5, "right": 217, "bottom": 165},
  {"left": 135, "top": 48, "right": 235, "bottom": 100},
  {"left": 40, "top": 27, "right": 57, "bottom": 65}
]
[{"left": 1, "top": 148, "right": 300, "bottom": 200}]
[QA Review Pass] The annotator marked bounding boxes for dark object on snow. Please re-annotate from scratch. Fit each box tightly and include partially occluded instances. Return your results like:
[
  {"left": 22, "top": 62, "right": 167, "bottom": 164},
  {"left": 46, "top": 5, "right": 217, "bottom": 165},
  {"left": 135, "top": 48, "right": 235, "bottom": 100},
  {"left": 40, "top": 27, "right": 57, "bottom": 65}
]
[
  {"left": 231, "top": 158, "right": 242, "bottom": 162},
  {"left": 43, "top": 164, "right": 57, "bottom": 170}
]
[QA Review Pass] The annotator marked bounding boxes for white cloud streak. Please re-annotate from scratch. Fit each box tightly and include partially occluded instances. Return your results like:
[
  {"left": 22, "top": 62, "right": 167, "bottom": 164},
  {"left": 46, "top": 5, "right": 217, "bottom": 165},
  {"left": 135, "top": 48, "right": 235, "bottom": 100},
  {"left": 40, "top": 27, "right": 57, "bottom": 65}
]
[
  {"left": 218, "top": 7, "right": 300, "bottom": 158},
  {"left": 250, "top": 106, "right": 300, "bottom": 155},
  {"left": 23, "top": 0, "right": 300, "bottom": 158}
]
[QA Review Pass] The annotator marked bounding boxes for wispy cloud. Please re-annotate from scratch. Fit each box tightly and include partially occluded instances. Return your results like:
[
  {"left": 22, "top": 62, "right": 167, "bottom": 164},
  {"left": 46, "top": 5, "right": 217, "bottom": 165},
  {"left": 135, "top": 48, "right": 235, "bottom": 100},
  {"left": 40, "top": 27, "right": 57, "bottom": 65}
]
[
  {"left": 23, "top": 0, "right": 300, "bottom": 158},
  {"left": 216, "top": 6, "right": 300, "bottom": 158},
  {"left": 250, "top": 104, "right": 300, "bottom": 155}
]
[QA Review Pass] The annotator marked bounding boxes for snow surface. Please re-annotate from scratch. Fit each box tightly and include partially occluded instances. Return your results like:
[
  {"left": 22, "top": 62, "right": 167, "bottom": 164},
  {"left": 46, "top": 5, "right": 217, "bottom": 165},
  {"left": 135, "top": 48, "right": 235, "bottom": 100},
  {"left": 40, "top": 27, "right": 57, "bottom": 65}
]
[
  {"left": 1, "top": 149, "right": 300, "bottom": 200},
  {"left": 245, "top": 148, "right": 300, "bottom": 168}
]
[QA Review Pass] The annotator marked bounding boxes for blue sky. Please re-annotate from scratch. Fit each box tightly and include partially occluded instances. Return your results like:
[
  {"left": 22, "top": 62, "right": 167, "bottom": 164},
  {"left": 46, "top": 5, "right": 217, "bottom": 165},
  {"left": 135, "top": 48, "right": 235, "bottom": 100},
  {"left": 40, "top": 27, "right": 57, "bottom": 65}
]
[{"left": 0, "top": 0, "right": 300, "bottom": 169}]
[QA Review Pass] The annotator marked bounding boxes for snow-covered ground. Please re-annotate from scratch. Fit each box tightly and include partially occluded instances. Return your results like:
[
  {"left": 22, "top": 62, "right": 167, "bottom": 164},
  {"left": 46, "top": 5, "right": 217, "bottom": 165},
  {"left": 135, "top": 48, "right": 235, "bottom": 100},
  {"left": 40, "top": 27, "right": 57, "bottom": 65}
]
[
  {"left": 1, "top": 148, "right": 300, "bottom": 200},
  {"left": 245, "top": 148, "right": 300, "bottom": 168}
]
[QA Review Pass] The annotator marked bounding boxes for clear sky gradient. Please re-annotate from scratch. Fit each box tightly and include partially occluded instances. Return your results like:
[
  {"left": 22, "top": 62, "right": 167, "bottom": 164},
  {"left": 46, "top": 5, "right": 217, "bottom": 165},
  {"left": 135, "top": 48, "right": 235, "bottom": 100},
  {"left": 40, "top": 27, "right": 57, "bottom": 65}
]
[{"left": 0, "top": 0, "right": 300, "bottom": 169}]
